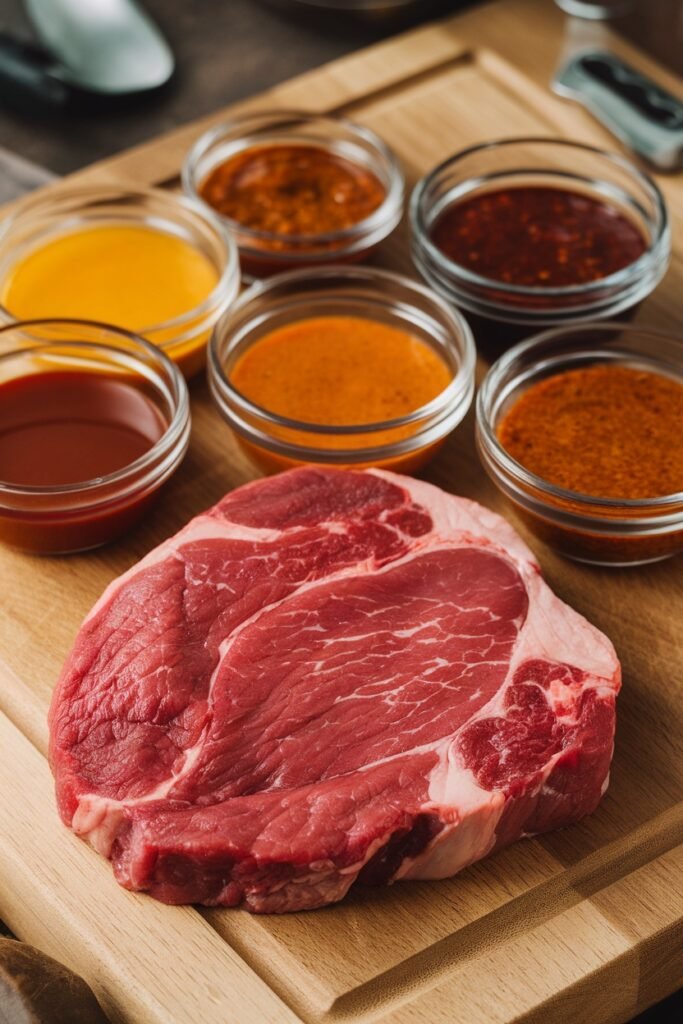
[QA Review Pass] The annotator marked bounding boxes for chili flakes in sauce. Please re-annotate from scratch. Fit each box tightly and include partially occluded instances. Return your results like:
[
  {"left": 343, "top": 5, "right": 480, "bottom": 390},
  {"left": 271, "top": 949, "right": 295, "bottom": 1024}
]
[
  {"left": 431, "top": 186, "right": 647, "bottom": 287},
  {"left": 497, "top": 364, "right": 683, "bottom": 500},
  {"left": 199, "top": 144, "right": 386, "bottom": 244}
]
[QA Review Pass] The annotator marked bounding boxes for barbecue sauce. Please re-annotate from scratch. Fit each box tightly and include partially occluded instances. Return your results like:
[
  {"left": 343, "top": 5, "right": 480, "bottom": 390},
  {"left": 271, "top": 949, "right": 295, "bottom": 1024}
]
[
  {"left": 199, "top": 144, "right": 386, "bottom": 241},
  {"left": 0, "top": 371, "right": 168, "bottom": 554},
  {"left": 0, "top": 372, "right": 165, "bottom": 486}
]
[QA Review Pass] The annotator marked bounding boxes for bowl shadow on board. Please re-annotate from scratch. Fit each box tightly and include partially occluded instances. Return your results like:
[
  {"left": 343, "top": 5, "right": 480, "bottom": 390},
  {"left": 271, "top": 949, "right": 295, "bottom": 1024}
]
[{"left": 465, "top": 303, "right": 642, "bottom": 366}]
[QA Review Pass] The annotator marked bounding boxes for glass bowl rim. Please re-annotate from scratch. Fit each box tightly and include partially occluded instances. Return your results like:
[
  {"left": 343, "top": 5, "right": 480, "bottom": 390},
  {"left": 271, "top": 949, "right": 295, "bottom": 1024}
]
[
  {"left": 0, "top": 318, "right": 190, "bottom": 497},
  {"left": 209, "top": 264, "right": 476, "bottom": 436},
  {"left": 0, "top": 183, "right": 241, "bottom": 342},
  {"left": 182, "top": 108, "right": 406, "bottom": 250},
  {"left": 410, "top": 136, "right": 669, "bottom": 300},
  {"left": 477, "top": 320, "right": 683, "bottom": 513}
]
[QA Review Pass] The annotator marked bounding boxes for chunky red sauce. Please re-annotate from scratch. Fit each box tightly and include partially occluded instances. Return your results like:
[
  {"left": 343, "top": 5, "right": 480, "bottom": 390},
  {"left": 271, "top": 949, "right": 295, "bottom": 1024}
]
[
  {"left": 199, "top": 143, "right": 386, "bottom": 241},
  {"left": 0, "top": 371, "right": 165, "bottom": 486},
  {"left": 431, "top": 186, "right": 647, "bottom": 287}
]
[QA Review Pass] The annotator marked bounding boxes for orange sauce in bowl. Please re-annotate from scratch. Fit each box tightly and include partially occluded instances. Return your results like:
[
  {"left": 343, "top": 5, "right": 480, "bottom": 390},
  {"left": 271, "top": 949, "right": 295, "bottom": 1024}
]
[{"left": 227, "top": 315, "right": 453, "bottom": 471}]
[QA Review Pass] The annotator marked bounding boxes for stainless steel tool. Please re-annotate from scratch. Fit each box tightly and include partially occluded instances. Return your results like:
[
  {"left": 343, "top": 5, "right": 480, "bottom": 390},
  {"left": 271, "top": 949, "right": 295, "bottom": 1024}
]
[
  {"left": 553, "top": 51, "right": 683, "bottom": 170},
  {"left": 25, "top": 0, "right": 173, "bottom": 94},
  {"left": 0, "top": 0, "right": 174, "bottom": 110}
]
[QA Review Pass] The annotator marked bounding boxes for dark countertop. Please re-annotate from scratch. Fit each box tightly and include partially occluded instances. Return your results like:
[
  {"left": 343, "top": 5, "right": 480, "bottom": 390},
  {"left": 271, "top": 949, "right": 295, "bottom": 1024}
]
[
  {"left": 0, "top": 0, "right": 467, "bottom": 174},
  {"left": 0, "top": 0, "right": 680, "bottom": 176}
]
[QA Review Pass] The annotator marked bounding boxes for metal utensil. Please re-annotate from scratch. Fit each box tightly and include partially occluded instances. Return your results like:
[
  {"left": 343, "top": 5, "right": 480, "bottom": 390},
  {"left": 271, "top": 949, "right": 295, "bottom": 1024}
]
[
  {"left": 0, "top": 0, "right": 173, "bottom": 112},
  {"left": 554, "top": 0, "right": 635, "bottom": 19},
  {"left": 553, "top": 51, "right": 683, "bottom": 170},
  {"left": 25, "top": 0, "right": 173, "bottom": 93}
]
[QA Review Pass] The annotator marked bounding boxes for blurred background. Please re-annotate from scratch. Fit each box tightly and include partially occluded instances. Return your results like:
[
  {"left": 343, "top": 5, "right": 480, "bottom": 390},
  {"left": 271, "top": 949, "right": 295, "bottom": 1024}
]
[
  {"left": 0, "top": 0, "right": 464, "bottom": 175},
  {"left": 0, "top": 0, "right": 680, "bottom": 180}
]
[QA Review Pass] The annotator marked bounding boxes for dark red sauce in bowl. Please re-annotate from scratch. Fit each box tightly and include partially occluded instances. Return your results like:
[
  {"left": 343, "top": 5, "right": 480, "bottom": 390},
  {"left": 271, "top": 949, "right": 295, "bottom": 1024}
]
[
  {"left": 0, "top": 321, "right": 189, "bottom": 554},
  {"left": 431, "top": 186, "right": 647, "bottom": 288},
  {"left": 410, "top": 139, "right": 670, "bottom": 354}
]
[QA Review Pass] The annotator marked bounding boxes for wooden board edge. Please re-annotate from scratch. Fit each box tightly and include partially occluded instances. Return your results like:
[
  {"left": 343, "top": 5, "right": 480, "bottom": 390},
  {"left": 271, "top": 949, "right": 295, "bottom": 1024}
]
[
  {"left": 0, "top": 710, "right": 302, "bottom": 1024},
  {"left": 2, "top": 682, "right": 679, "bottom": 1024},
  {"left": 0, "top": 19, "right": 471, "bottom": 215},
  {"left": 0, "top": 657, "right": 48, "bottom": 755},
  {"left": 326, "top": 844, "right": 683, "bottom": 1024}
]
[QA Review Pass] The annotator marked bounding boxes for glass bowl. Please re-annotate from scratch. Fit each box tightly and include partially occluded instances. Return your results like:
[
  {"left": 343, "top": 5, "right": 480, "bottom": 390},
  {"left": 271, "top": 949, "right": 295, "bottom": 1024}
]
[
  {"left": 476, "top": 322, "right": 683, "bottom": 566},
  {"left": 208, "top": 266, "right": 475, "bottom": 473},
  {"left": 411, "top": 138, "right": 670, "bottom": 353},
  {"left": 182, "top": 110, "right": 405, "bottom": 279},
  {"left": 0, "top": 184, "right": 240, "bottom": 378},
  {"left": 0, "top": 319, "right": 190, "bottom": 554}
]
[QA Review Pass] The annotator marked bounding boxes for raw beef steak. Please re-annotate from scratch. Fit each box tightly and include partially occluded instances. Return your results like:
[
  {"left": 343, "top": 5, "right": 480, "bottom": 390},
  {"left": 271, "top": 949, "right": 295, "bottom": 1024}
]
[{"left": 49, "top": 468, "right": 620, "bottom": 913}]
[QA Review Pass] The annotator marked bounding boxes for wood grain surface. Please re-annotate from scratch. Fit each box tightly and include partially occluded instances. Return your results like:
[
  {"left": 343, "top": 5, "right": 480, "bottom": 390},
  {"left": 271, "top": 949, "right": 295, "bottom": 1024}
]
[{"left": 0, "top": 2, "right": 681, "bottom": 1023}]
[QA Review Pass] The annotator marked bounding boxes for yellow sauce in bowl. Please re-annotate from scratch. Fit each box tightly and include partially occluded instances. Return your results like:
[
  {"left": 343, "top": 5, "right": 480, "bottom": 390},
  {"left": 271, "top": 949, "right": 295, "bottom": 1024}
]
[{"left": 1, "top": 224, "right": 220, "bottom": 376}]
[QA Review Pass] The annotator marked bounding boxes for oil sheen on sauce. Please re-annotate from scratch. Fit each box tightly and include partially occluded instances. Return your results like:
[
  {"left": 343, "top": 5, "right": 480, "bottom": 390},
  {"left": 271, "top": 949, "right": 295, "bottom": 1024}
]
[
  {"left": 0, "top": 371, "right": 166, "bottom": 486},
  {"left": 1, "top": 225, "right": 218, "bottom": 333},
  {"left": 431, "top": 185, "right": 647, "bottom": 287},
  {"left": 199, "top": 144, "right": 386, "bottom": 241},
  {"left": 229, "top": 315, "right": 451, "bottom": 427}
]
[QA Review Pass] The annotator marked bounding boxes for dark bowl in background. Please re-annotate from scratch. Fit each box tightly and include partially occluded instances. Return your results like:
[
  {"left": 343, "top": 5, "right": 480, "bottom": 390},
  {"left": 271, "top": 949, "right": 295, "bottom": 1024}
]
[{"left": 261, "top": 0, "right": 466, "bottom": 31}]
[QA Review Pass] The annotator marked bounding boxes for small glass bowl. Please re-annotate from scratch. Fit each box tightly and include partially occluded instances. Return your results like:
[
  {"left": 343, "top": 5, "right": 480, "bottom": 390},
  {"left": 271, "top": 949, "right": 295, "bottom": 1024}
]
[
  {"left": 476, "top": 322, "right": 683, "bottom": 566},
  {"left": 0, "top": 320, "right": 190, "bottom": 555},
  {"left": 182, "top": 110, "right": 405, "bottom": 279},
  {"left": 0, "top": 185, "right": 240, "bottom": 378},
  {"left": 208, "top": 266, "right": 475, "bottom": 473},
  {"left": 411, "top": 138, "right": 670, "bottom": 353}
]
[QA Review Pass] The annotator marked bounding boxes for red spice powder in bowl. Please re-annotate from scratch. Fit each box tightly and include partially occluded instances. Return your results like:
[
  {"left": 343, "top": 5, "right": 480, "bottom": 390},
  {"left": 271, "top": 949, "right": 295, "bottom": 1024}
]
[{"left": 476, "top": 322, "right": 683, "bottom": 566}]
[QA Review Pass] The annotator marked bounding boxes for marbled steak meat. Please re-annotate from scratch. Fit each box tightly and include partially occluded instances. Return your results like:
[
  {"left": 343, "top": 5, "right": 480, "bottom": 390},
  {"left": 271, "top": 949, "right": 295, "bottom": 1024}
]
[{"left": 49, "top": 468, "right": 620, "bottom": 913}]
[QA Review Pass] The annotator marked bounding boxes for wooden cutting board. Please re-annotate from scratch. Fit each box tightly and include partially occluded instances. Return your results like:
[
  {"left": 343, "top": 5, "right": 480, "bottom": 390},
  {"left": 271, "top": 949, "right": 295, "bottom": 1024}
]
[{"left": 0, "top": 2, "right": 681, "bottom": 1022}]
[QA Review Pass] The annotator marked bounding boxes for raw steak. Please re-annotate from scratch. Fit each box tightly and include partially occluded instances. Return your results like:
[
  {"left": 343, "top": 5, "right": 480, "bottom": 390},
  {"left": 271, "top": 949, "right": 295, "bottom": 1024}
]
[{"left": 49, "top": 468, "right": 620, "bottom": 913}]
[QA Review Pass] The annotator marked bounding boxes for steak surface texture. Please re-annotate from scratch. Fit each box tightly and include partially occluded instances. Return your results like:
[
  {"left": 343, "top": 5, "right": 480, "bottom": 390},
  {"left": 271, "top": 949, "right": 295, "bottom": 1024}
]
[{"left": 49, "top": 468, "right": 620, "bottom": 913}]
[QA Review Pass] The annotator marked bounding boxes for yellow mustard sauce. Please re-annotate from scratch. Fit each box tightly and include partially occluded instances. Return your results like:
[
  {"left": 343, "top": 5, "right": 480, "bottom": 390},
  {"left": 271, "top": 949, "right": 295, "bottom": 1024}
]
[{"left": 1, "top": 224, "right": 219, "bottom": 375}]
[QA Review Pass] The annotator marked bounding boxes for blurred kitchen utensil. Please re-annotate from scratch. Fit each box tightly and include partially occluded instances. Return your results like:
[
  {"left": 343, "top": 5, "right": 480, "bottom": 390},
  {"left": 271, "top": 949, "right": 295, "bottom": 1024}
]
[
  {"left": 0, "top": 0, "right": 173, "bottom": 112},
  {"left": 553, "top": 50, "right": 683, "bottom": 168},
  {"left": 263, "top": 0, "right": 459, "bottom": 29},
  {"left": 0, "top": 936, "right": 109, "bottom": 1024},
  {"left": 25, "top": 0, "right": 173, "bottom": 93},
  {"left": 554, "top": 0, "right": 635, "bottom": 18}
]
